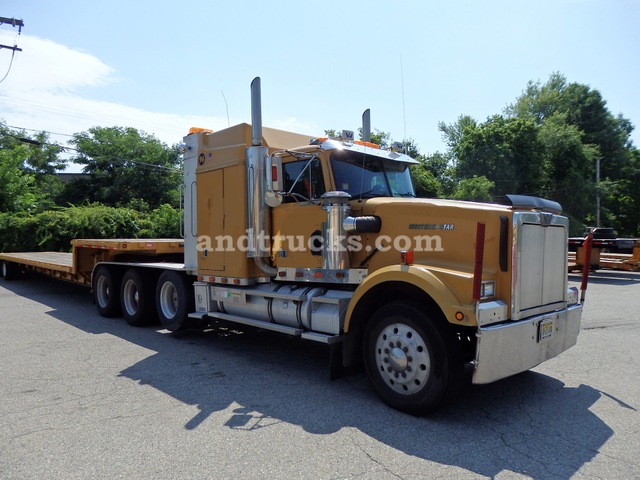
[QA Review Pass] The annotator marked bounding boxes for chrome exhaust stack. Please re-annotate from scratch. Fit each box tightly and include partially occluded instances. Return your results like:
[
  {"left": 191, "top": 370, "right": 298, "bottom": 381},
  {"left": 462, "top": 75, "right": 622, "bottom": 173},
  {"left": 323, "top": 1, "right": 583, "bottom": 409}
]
[
  {"left": 321, "top": 191, "right": 352, "bottom": 270},
  {"left": 362, "top": 109, "right": 371, "bottom": 142},
  {"left": 246, "top": 77, "right": 274, "bottom": 276}
]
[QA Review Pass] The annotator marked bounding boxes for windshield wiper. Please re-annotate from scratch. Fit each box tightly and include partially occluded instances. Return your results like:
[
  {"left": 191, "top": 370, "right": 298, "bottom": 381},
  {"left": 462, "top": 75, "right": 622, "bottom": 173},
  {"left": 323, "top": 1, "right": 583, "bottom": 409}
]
[
  {"left": 352, "top": 191, "right": 389, "bottom": 199},
  {"left": 395, "top": 192, "right": 416, "bottom": 198}
]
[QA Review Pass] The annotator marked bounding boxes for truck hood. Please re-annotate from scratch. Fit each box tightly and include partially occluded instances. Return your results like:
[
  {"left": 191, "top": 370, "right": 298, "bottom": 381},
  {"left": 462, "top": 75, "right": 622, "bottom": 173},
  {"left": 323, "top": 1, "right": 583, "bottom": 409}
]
[{"left": 355, "top": 197, "right": 513, "bottom": 217}]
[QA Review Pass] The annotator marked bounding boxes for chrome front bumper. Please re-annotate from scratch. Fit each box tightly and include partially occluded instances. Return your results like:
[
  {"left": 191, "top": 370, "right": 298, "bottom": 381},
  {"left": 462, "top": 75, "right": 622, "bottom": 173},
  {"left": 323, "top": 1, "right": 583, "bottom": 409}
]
[{"left": 472, "top": 303, "right": 583, "bottom": 384}]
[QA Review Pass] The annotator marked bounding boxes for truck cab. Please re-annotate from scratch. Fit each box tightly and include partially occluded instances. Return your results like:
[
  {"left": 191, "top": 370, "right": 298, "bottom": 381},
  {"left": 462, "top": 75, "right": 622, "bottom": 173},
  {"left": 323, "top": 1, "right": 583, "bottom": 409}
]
[{"left": 181, "top": 78, "right": 583, "bottom": 414}]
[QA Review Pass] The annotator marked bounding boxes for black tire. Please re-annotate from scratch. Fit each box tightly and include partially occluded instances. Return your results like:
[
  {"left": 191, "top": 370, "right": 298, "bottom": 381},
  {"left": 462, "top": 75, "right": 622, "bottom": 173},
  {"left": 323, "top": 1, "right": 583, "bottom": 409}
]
[
  {"left": 93, "top": 265, "right": 122, "bottom": 317},
  {"left": 363, "top": 302, "right": 463, "bottom": 415},
  {"left": 156, "top": 270, "right": 194, "bottom": 331},
  {"left": 120, "top": 268, "right": 157, "bottom": 327},
  {"left": 2, "top": 261, "right": 22, "bottom": 281}
]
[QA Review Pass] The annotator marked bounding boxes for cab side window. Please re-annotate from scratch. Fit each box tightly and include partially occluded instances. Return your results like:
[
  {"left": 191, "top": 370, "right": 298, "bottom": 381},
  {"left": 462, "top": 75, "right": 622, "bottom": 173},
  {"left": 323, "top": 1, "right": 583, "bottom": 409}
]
[{"left": 282, "top": 158, "right": 325, "bottom": 203}]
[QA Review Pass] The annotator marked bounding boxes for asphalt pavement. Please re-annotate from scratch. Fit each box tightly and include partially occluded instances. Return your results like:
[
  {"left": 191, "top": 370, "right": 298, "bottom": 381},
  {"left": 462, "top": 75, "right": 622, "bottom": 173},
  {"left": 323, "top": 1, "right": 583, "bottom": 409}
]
[{"left": 1, "top": 270, "right": 639, "bottom": 479}]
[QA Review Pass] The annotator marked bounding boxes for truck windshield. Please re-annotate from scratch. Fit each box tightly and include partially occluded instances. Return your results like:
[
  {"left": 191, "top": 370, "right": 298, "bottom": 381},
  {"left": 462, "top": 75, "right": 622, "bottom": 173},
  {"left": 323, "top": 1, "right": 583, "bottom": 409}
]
[{"left": 330, "top": 150, "right": 415, "bottom": 199}]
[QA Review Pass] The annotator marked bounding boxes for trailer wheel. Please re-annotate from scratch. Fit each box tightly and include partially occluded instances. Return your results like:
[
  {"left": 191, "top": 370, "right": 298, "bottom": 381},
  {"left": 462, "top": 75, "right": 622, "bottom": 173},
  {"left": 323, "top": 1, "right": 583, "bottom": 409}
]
[
  {"left": 93, "top": 265, "right": 122, "bottom": 317},
  {"left": 121, "top": 268, "right": 157, "bottom": 327},
  {"left": 2, "top": 261, "right": 22, "bottom": 281},
  {"left": 363, "top": 302, "right": 463, "bottom": 415},
  {"left": 156, "top": 270, "right": 194, "bottom": 331}
]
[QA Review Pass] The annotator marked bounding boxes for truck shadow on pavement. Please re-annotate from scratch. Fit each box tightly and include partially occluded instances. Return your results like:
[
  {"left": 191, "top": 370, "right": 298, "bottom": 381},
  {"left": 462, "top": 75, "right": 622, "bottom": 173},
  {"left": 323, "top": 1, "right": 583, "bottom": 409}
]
[{"left": 4, "top": 275, "right": 619, "bottom": 479}]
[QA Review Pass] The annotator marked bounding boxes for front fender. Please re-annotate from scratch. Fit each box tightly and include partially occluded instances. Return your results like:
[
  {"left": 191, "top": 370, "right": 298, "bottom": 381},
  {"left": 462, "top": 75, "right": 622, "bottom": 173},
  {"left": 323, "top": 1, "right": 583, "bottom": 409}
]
[{"left": 344, "top": 264, "right": 476, "bottom": 330}]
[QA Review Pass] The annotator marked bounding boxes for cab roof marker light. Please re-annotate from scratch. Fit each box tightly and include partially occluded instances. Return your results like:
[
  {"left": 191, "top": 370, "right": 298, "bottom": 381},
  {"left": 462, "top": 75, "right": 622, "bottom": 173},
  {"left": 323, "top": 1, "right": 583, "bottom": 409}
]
[{"left": 353, "top": 140, "right": 380, "bottom": 149}]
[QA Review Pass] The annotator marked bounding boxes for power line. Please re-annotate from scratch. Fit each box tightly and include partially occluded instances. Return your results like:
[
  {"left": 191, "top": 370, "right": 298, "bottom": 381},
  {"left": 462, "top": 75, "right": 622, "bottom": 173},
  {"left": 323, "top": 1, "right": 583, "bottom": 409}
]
[
  {"left": 5, "top": 124, "right": 75, "bottom": 137},
  {"left": 0, "top": 127, "right": 181, "bottom": 173}
]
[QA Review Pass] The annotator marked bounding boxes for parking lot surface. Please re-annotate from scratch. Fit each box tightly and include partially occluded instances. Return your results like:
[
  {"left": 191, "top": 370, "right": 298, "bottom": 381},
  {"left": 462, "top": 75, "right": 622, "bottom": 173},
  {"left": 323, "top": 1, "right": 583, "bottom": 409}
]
[{"left": 1, "top": 271, "right": 639, "bottom": 479}]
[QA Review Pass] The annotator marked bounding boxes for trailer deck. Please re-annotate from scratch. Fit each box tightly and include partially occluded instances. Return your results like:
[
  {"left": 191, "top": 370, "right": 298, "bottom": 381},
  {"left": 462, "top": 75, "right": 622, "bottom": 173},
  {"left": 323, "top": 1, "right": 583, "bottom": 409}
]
[{"left": 0, "top": 239, "right": 184, "bottom": 285}]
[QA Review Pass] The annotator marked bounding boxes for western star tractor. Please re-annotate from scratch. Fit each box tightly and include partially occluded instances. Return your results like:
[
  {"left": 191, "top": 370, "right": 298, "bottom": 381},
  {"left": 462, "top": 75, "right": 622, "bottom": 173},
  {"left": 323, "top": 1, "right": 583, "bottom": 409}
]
[{"left": 0, "top": 78, "right": 584, "bottom": 414}]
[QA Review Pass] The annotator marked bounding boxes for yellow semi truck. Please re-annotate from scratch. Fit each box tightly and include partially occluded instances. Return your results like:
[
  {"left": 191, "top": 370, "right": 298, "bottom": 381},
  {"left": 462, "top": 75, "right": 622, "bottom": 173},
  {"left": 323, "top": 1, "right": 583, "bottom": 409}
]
[{"left": 0, "top": 78, "right": 583, "bottom": 413}]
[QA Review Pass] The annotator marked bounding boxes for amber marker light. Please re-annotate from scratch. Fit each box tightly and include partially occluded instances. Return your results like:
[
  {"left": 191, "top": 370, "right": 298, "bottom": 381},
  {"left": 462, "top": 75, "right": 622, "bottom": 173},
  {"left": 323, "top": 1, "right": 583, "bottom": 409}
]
[{"left": 455, "top": 312, "right": 465, "bottom": 321}]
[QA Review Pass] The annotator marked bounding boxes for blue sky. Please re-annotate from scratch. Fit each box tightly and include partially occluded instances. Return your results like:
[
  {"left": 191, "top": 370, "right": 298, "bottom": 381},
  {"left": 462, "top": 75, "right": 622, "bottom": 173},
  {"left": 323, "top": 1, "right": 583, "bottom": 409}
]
[{"left": 1, "top": 0, "right": 639, "bottom": 171}]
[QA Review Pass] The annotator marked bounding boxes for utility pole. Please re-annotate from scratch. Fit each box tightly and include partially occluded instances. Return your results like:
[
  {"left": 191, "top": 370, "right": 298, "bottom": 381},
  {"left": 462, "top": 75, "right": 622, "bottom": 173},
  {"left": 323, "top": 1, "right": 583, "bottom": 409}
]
[{"left": 0, "top": 16, "right": 24, "bottom": 52}]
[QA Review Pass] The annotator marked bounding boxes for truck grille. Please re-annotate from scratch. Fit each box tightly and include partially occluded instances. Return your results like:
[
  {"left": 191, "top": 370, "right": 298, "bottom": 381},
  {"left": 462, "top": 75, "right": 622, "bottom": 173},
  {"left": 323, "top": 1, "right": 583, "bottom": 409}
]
[{"left": 511, "top": 212, "right": 568, "bottom": 320}]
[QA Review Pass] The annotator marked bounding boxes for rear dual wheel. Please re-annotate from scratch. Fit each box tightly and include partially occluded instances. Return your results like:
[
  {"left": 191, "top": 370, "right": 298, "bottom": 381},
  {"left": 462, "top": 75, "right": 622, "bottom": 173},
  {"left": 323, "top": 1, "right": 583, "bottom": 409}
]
[
  {"left": 156, "top": 270, "right": 195, "bottom": 331},
  {"left": 2, "top": 261, "right": 22, "bottom": 280},
  {"left": 93, "top": 265, "right": 157, "bottom": 326},
  {"left": 93, "top": 265, "right": 122, "bottom": 317},
  {"left": 121, "top": 268, "right": 157, "bottom": 326}
]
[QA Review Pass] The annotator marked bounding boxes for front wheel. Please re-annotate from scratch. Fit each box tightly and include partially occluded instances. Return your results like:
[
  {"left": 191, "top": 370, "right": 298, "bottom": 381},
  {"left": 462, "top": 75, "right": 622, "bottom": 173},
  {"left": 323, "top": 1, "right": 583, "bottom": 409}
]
[{"left": 363, "top": 302, "right": 463, "bottom": 415}]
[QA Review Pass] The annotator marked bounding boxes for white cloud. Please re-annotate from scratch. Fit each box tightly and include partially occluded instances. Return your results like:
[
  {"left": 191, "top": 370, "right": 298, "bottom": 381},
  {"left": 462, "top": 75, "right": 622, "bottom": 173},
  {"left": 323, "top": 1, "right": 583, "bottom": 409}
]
[
  {"left": 0, "top": 32, "right": 229, "bottom": 150},
  {"left": 0, "top": 32, "right": 115, "bottom": 94}
]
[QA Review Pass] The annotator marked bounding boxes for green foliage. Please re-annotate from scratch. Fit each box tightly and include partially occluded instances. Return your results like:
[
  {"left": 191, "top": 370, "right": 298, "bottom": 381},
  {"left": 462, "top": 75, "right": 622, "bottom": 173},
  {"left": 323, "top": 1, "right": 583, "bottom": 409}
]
[
  {"left": 600, "top": 149, "right": 640, "bottom": 236},
  {"left": 0, "top": 147, "right": 40, "bottom": 212},
  {"left": 0, "top": 204, "right": 181, "bottom": 252},
  {"left": 438, "top": 73, "right": 639, "bottom": 235},
  {"left": 411, "top": 164, "right": 441, "bottom": 198},
  {"left": 66, "top": 126, "right": 181, "bottom": 208},
  {"left": 439, "top": 115, "right": 477, "bottom": 151},
  {"left": 410, "top": 152, "right": 456, "bottom": 198},
  {"left": 451, "top": 115, "right": 546, "bottom": 197},
  {"left": 451, "top": 176, "right": 495, "bottom": 203},
  {"left": 537, "top": 114, "right": 598, "bottom": 223},
  {"left": 503, "top": 72, "right": 638, "bottom": 234},
  {"left": 0, "top": 123, "right": 65, "bottom": 213},
  {"left": 138, "top": 204, "right": 182, "bottom": 238},
  {"left": 2, "top": 73, "right": 638, "bottom": 241}
]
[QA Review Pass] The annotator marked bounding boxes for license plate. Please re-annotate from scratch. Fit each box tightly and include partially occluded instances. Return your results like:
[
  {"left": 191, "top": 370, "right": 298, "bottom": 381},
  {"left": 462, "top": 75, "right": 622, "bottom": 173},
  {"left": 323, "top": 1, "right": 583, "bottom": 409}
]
[{"left": 538, "top": 318, "right": 554, "bottom": 342}]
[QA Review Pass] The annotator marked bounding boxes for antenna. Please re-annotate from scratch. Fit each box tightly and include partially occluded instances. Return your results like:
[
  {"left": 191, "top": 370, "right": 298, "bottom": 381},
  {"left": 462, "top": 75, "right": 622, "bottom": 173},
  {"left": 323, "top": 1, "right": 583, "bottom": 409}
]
[
  {"left": 221, "top": 90, "right": 230, "bottom": 127},
  {"left": 400, "top": 53, "right": 407, "bottom": 145}
]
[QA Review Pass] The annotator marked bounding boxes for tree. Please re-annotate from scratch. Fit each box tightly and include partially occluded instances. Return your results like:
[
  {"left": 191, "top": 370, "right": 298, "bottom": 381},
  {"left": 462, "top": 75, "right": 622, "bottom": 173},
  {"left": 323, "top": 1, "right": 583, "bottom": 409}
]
[
  {"left": 445, "top": 115, "right": 546, "bottom": 198},
  {"left": 65, "top": 126, "right": 182, "bottom": 208},
  {"left": 600, "top": 149, "right": 640, "bottom": 236},
  {"left": 439, "top": 115, "right": 477, "bottom": 152},
  {"left": 410, "top": 152, "right": 454, "bottom": 198},
  {"left": 452, "top": 176, "right": 494, "bottom": 203},
  {"left": 0, "top": 123, "right": 65, "bottom": 212},
  {"left": 537, "top": 114, "right": 598, "bottom": 227},
  {"left": 506, "top": 72, "right": 638, "bottom": 234}
]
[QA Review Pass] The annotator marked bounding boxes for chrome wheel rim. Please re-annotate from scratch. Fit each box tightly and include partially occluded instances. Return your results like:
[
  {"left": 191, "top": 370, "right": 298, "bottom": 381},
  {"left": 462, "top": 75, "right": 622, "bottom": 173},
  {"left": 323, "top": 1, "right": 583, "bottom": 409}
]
[
  {"left": 374, "top": 322, "right": 431, "bottom": 395},
  {"left": 122, "top": 279, "right": 139, "bottom": 315},
  {"left": 159, "top": 281, "right": 178, "bottom": 319},
  {"left": 96, "top": 275, "right": 110, "bottom": 308}
]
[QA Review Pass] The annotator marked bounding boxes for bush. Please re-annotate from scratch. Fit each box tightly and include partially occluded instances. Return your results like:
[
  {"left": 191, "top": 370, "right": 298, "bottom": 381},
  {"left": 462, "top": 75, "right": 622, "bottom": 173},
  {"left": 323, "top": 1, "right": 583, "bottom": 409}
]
[
  {"left": 0, "top": 204, "right": 181, "bottom": 252},
  {"left": 139, "top": 204, "right": 181, "bottom": 238}
]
